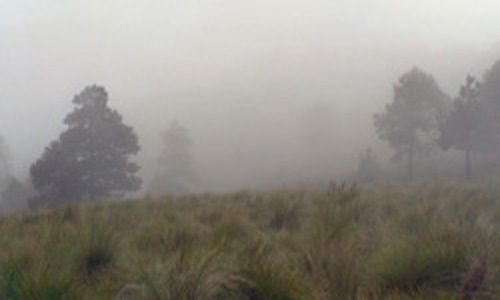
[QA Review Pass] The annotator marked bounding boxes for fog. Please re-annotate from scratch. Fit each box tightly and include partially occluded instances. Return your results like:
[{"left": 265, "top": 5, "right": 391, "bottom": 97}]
[{"left": 2, "top": 0, "right": 500, "bottom": 193}]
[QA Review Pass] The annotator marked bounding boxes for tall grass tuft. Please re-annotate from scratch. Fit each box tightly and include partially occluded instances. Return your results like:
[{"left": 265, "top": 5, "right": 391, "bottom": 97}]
[
  {"left": 140, "top": 249, "right": 232, "bottom": 300},
  {"left": 75, "top": 222, "right": 118, "bottom": 281},
  {"left": 232, "top": 239, "right": 311, "bottom": 300},
  {"left": 368, "top": 227, "right": 470, "bottom": 295},
  {"left": 0, "top": 181, "right": 498, "bottom": 298},
  {"left": 0, "top": 258, "right": 78, "bottom": 300}
]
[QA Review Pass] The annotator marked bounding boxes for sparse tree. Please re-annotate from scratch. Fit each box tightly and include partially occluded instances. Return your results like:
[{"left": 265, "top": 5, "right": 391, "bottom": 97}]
[
  {"left": 438, "top": 75, "right": 481, "bottom": 179},
  {"left": 1, "top": 178, "right": 32, "bottom": 212},
  {"left": 476, "top": 60, "right": 500, "bottom": 155},
  {"left": 30, "top": 85, "right": 142, "bottom": 207},
  {"left": 0, "top": 137, "right": 10, "bottom": 187},
  {"left": 374, "top": 67, "right": 449, "bottom": 181},
  {"left": 0, "top": 137, "right": 12, "bottom": 207},
  {"left": 149, "top": 122, "right": 198, "bottom": 197},
  {"left": 354, "top": 147, "right": 382, "bottom": 184}
]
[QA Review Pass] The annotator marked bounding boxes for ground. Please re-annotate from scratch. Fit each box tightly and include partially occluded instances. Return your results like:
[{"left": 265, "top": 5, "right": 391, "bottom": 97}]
[{"left": 0, "top": 181, "right": 499, "bottom": 299}]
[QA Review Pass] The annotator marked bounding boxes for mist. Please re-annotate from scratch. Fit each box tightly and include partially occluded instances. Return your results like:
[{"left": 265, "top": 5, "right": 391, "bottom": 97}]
[{"left": 2, "top": 0, "right": 500, "bottom": 193}]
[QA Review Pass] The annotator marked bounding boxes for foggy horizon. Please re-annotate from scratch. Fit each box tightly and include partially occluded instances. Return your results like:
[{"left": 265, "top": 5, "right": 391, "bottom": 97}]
[{"left": 2, "top": 1, "right": 500, "bottom": 193}]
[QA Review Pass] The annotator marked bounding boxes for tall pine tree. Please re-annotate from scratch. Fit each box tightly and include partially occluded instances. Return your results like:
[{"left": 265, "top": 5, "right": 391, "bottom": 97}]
[
  {"left": 439, "top": 75, "right": 481, "bottom": 179},
  {"left": 374, "top": 67, "right": 450, "bottom": 181},
  {"left": 30, "top": 85, "right": 141, "bottom": 207}
]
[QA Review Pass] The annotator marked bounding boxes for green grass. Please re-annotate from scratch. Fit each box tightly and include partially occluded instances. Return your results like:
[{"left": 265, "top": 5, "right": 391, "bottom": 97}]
[{"left": 0, "top": 181, "right": 498, "bottom": 298}]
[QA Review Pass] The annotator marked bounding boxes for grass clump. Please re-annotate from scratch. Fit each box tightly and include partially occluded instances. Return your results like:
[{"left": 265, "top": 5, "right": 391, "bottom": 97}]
[
  {"left": 0, "top": 253, "right": 78, "bottom": 300},
  {"left": 0, "top": 181, "right": 498, "bottom": 298},
  {"left": 233, "top": 239, "right": 311, "bottom": 300},
  {"left": 74, "top": 222, "right": 118, "bottom": 281},
  {"left": 139, "top": 250, "right": 232, "bottom": 300},
  {"left": 368, "top": 228, "right": 470, "bottom": 295}
]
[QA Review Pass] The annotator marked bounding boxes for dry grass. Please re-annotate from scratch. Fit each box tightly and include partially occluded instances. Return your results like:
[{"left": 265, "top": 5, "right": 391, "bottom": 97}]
[{"left": 0, "top": 181, "right": 498, "bottom": 298}]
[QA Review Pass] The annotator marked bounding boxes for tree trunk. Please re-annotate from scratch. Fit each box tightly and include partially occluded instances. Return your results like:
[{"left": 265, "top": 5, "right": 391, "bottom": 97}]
[{"left": 465, "top": 149, "right": 471, "bottom": 180}]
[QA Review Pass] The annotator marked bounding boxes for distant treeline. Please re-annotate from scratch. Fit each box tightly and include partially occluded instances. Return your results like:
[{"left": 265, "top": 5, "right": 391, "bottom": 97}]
[
  {"left": 3, "top": 60, "right": 500, "bottom": 209},
  {"left": 0, "top": 85, "right": 198, "bottom": 209},
  {"left": 358, "top": 60, "right": 500, "bottom": 183}
]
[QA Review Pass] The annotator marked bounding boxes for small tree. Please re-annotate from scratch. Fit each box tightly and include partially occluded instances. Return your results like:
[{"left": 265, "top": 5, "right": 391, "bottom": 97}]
[
  {"left": 0, "top": 137, "right": 10, "bottom": 188},
  {"left": 354, "top": 147, "right": 382, "bottom": 184},
  {"left": 438, "top": 75, "right": 481, "bottom": 179},
  {"left": 1, "top": 178, "right": 31, "bottom": 212},
  {"left": 149, "top": 122, "right": 198, "bottom": 197},
  {"left": 30, "top": 85, "right": 142, "bottom": 207},
  {"left": 374, "top": 67, "right": 449, "bottom": 181},
  {"left": 0, "top": 137, "right": 12, "bottom": 208},
  {"left": 476, "top": 60, "right": 500, "bottom": 156}
]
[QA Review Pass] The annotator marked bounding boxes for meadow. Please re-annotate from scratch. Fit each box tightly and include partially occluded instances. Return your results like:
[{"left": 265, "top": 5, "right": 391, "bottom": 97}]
[{"left": 0, "top": 181, "right": 500, "bottom": 299}]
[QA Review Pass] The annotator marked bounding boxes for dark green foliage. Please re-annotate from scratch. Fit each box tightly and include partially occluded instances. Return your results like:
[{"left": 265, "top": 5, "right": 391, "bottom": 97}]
[
  {"left": 0, "top": 260, "right": 77, "bottom": 300},
  {"left": 1, "top": 261, "right": 24, "bottom": 300},
  {"left": 29, "top": 85, "right": 141, "bottom": 207}
]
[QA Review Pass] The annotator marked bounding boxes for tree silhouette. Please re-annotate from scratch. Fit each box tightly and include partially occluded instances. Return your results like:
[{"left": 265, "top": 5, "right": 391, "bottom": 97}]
[
  {"left": 149, "top": 122, "right": 198, "bottom": 197},
  {"left": 439, "top": 75, "right": 481, "bottom": 179},
  {"left": 1, "top": 178, "right": 31, "bottom": 212},
  {"left": 30, "top": 85, "right": 141, "bottom": 207},
  {"left": 374, "top": 67, "right": 449, "bottom": 181},
  {"left": 476, "top": 60, "right": 500, "bottom": 156},
  {"left": 354, "top": 147, "right": 382, "bottom": 184},
  {"left": 0, "top": 137, "right": 10, "bottom": 190}
]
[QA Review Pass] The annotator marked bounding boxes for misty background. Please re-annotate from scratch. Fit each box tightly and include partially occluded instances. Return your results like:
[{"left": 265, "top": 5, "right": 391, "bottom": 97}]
[{"left": 2, "top": 0, "right": 500, "bottom": 193}]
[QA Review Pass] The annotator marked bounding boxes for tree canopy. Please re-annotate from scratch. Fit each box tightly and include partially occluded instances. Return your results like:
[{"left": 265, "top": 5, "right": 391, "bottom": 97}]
[
  {"left": 149, "top": 122, "right": 198, "bottom": 197},
  {"left": 438, "top": 75, "right": 481, "bottom": 178},
  {"left": 30, "top": 85, "right": 141, "bottom": 207},
  {"left": 374, "top": 67, "right": 450, "bottom": 180},
  {"left": 475, "top": 60, "right": 500, "bottom": 152},
  {"left": 354, "top": 147, "right": 382, "bottom": 184}
]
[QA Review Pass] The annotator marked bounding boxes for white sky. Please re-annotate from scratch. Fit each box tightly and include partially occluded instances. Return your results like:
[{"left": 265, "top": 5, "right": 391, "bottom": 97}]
[{"left": 1, "top": 0, "right": 500, "bottom": 190}]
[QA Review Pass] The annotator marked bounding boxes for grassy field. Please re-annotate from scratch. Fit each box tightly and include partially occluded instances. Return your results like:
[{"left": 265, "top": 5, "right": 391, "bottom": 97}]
[{"left": 0, "top": 181, "right": 500, "bottom": 299}]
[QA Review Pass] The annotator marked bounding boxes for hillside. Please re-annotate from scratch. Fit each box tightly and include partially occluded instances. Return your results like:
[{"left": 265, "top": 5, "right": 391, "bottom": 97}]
[{"left": 0, "top": 182, "right": 499, "bottom": 299}]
